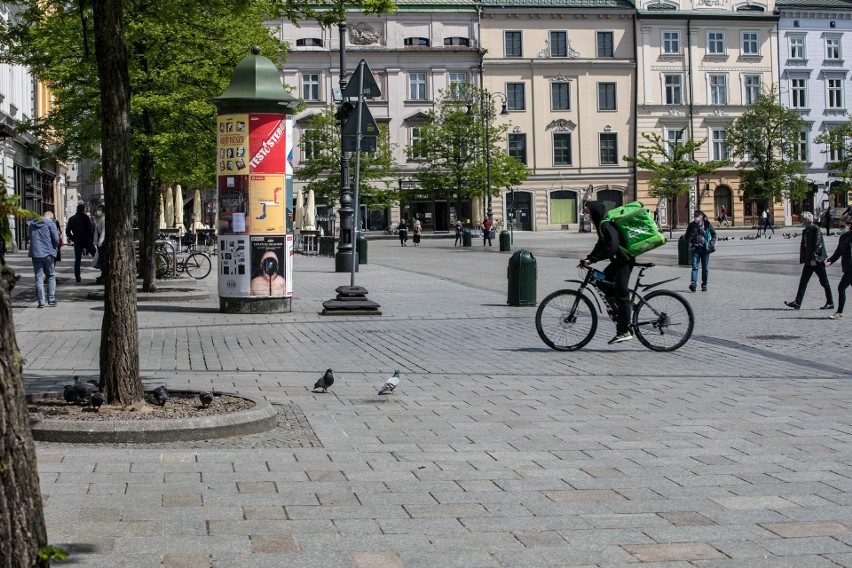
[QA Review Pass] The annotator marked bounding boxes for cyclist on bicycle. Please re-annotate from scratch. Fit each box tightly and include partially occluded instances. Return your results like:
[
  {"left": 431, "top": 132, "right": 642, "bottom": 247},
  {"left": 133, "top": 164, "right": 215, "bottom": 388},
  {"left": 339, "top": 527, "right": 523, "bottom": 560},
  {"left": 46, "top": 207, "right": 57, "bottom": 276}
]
[{"left": 581, "top": 201, "right": 636, "bottom": 344}]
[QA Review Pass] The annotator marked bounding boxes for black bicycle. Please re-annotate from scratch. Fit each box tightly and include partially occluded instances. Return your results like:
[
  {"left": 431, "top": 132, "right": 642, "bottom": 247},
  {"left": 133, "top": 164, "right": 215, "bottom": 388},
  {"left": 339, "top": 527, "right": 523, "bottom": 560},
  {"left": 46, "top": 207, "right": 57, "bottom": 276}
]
[{"left": 535, "top": 262, "right": 694, "bottom": 352}]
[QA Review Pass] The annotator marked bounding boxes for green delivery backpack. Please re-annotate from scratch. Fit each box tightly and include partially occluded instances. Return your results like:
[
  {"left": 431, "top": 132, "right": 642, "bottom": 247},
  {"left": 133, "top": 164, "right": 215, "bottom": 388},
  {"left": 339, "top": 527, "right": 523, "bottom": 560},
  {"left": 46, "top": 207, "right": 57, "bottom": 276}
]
[{"left": 601, "top": 201, "right": 667, "bottom": 257}]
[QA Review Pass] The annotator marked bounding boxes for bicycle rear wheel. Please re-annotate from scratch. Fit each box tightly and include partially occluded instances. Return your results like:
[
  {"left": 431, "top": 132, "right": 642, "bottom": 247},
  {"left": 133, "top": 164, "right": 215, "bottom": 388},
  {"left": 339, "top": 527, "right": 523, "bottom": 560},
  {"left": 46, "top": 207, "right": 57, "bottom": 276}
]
[
  {"left": 184, "top": 252, "right": 212, "bottom": 279},
  {"left": 535, "top": 290, "right": 598, "bottom": 351},
  {"left": 633, "top": 290, "right": 694, "bottom": 352}
]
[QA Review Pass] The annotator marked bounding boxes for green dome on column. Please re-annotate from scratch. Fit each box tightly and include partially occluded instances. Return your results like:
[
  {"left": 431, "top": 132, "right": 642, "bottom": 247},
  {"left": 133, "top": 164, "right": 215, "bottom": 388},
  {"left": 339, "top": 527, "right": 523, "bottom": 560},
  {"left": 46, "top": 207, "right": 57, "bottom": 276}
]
[{"left": 209, "top": 46, "right": 298, "bottom": 114}]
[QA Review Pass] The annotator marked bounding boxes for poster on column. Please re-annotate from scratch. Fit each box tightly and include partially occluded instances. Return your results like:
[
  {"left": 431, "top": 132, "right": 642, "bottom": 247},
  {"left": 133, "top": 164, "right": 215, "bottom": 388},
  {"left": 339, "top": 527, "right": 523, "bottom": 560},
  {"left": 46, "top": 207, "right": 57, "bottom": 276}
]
[
  {"left": 249, "top": 114, "right": 287, "bottom": 174},
  {"left": 217, "top": 114, "right": 249, "bottom": 174},
  {"left": 285, "top": 118, "right": 294, "bottom": 232},
  {"left": 218, "top": 236, "right": 250, "bottom": 297},
  {"left": 249, "top": 174, "right": 286, "bottom": 233},
  {"left": 250, "top": 235, "right": 293, "bottom": 297},
  {"left": 217, "top": 175, "right": 249, "bottom": 235}
]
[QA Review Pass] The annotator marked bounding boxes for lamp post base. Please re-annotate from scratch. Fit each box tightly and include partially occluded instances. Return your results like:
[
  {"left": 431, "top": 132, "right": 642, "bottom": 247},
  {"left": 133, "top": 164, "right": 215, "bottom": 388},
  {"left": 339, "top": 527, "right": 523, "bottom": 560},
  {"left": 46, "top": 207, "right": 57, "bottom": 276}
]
[
  {"left": 335, "top": 252, "right": 359, "bottom": 273},
  {"left": 321, "top": 285, "right": 381, "bottom": 316}
]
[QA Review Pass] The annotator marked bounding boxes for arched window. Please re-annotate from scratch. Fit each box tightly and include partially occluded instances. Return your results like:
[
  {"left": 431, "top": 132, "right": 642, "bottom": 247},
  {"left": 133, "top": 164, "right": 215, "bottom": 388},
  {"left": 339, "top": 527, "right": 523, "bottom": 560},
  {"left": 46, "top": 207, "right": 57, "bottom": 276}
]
[
  {"left": 296, "top": 38, "right": 324, "bottom": 47},
  {"left": 404, "top": 37, "right": 431, "bottom": 47},
  {"left": 444, "top": 37, "right": 470, "bottom": 47},
  {"left": 646, "top": 2, "right": 678, "bottom": 10},
  {"left": 597, "top": 189, "right": 623, "bottom": 211},
  {"left": 736, "top": 4, "right": 765, "bottom": 11}
]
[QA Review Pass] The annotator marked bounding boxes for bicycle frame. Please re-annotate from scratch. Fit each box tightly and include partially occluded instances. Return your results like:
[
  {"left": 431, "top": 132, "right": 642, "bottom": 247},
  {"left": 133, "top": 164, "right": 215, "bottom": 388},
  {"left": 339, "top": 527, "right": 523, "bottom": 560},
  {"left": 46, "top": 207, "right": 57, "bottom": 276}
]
[{"left": 567, "top": 263, "right": 680, "bottom": 317}]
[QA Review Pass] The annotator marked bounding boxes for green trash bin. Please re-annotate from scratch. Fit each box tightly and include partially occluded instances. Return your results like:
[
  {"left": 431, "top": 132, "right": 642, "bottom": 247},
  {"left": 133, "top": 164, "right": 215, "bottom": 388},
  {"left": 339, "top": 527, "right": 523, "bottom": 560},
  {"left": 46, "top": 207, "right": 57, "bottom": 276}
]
[
  {"left": 507, "top": 249, "right": 537, "bottom": 306},
  {"left": 356, "top": 234, "right": 368, "bottom": 264},
  {"left": 499, "top": 230, "right": 511, "bottom": 252},
  {"left": 678, "top": 234, "right": 690, "bottom": 266},
  {"left": 462, "top": 229, "right": 472, "bottom": 247}
]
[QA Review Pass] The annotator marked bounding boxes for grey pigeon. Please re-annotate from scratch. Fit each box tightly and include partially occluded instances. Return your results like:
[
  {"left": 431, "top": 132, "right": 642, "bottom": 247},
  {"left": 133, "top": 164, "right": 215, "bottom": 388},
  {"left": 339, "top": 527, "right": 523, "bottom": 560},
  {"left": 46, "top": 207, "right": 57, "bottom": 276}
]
[
  {"left": 73, "top": 376, "right": 98, "bottom": 400},
  {"left": 90, "top": 392, "right": 106, "bottom": 412},
  {"left": 63, "top": 385, "right": 79, "bottom": 404},
  {"left": 313, "top": 369, "right": 334, "bottom": 393},
  {"left": 378, "top": 370, "right": 401, "bottom": 396},
  {"left": 153, "top": 385, "right": 169, "bottom": 406},
  {"left": 199, "top": 391, "right": 214, "bottom": 408}
]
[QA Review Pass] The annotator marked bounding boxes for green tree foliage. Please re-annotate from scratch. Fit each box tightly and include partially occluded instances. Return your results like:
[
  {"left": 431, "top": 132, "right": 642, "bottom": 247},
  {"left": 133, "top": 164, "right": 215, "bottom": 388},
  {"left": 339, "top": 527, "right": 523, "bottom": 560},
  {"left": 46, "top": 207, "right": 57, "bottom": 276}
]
[
  {"left": 725, "top": 88, "right": 809, "bottom": 203},
  {"left": 624, "top": 128, "right": 727, "bottom": 229},
  {"left": 814, "top": 123, "right": 852, "bottom": 199},
  {"left": 411, "top": 86, "right": 528, "bottom": 207},
  {"left": 296, "top": 104, "right": 399, "bottom": 210}
]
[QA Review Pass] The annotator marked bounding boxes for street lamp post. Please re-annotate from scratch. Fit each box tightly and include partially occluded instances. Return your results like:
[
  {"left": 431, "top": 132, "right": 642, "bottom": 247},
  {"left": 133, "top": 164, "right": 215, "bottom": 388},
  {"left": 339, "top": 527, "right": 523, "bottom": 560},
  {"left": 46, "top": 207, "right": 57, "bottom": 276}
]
[
  {"left": 334, "top": 21, "right": 355, "bottom": 273},
  {"left": 482, "top": 91, "right": 508, "bottom": 225}
]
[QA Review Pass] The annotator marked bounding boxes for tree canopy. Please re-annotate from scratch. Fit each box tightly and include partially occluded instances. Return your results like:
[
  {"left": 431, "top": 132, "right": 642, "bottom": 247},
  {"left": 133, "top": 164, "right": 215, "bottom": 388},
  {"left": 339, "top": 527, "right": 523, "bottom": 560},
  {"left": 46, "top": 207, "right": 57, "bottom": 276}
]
[
  {"left": 725, "top": 88, "right": 809, "bottom": 203},
  {"left": 814, "top": 122, "right": 852, "bottom": 198},
  {"left": 296, "top": 104, "right": 399, "bottom": 210},
  {"left": 411, "top": 86, "right": 528, "bottom": 204}
]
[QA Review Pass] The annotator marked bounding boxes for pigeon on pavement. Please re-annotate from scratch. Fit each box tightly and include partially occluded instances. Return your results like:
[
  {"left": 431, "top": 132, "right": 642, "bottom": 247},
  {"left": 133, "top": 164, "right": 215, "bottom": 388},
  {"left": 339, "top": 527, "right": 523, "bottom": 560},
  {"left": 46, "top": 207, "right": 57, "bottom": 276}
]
[
  {"left": 63, "top": 385, "right": 79, "bottom": 404},
  {"left": 313, "top": 369, "right": 334, "bottom": 393},
  {"left": 153, "top": 385, "right": 169, "bottom": 406},
  {"left": 378, "top": 370, "right": 401, "bottom": 395},
  {"left": 90, "top": 392, "right": 106, "bottom": 412},
  {"left": 199, "top": 391, "right": 214, "bottom": 408},
  {"left": 73, "top": 376, "right": 98, "bottom": 400}
]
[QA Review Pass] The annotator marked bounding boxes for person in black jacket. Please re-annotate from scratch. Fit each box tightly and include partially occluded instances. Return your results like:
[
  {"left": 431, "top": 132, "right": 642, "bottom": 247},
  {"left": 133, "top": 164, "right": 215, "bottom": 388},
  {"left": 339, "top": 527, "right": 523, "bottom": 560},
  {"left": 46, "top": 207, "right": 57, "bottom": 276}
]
[
  {"left": 582, "top": 201, "right": 636, "bottom": 344},
  {"left": 65, "top": 203, "right": 96, "bottom": 284},
  {"left": 825, "top": 215, "right": 851, "bottom": 319},
  {"left": 684, "top": 210, "right": 717, "bottom": 292},
  {"left": 785, "top": 211, "right": 834, "bottom": 310}
]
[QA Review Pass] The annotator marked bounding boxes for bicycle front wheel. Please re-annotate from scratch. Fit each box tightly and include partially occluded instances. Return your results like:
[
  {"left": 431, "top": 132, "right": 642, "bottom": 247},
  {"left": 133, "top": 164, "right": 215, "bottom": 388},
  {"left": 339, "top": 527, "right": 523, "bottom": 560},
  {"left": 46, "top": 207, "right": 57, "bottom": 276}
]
[
  {"left": 535, "top": 290, "right": 598, "bottom": 351},
  {"left": 184, "top": 253, "right": 212, "bottom": 279},
  {"left": 633, "top": 290, "right": 694, "bottom": 352}
]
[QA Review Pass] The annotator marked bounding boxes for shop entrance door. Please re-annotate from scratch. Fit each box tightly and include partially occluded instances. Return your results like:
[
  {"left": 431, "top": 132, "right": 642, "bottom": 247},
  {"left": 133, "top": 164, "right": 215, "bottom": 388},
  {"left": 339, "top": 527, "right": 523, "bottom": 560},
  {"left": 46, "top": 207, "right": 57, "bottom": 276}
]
[{"left": 434, "top": 202, "right": 448, "bottom": 231}]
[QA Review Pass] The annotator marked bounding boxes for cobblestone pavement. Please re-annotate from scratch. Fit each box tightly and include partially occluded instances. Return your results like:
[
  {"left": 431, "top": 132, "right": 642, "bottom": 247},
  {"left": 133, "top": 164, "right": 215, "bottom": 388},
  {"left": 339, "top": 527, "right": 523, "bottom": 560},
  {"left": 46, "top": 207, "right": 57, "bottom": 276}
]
[{"left": 9, "top": 229, "right": 852, "bottom": 567}]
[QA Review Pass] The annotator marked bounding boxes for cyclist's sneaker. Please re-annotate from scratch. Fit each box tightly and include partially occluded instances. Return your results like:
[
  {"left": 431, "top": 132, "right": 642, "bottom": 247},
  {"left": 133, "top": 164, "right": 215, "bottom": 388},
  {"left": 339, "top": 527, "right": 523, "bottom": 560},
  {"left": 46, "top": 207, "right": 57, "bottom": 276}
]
[
  {"left": 829, "top": 312, "right": 843, "bottom": 320},
  {"left": 608, "top": 332, "right": 633, "bottom": 344}
]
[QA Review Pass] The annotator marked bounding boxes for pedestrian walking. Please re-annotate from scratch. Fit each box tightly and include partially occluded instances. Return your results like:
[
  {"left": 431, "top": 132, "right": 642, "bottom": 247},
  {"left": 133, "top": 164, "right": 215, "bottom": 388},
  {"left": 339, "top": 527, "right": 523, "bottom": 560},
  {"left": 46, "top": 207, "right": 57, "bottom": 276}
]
[
  {"left": 398, "top": 219, "right": 408, "bottom": 247},
  {"left": 94, "top": 203, "right": 106, "bottom": 284},
  {"left": 825, "top": 208, "right": 833, "bottom": 236},
  {"left": 412, "top": 218, "right": 421, "bottom": 247},
  {"left": 785, "top": 212, "right": 834, "bottom": 310},
  {"left": 482, "top": 217, "right": 493, "bottom": 247},
  {"left": 719, "top": 205, "right": 728, "bottom": 226},
  {"left": 762, "top": 208, "right": 775, "bottom": 236},
  {"left": 52, "top": 218, "right": 63, "bottom": 263},
  {"left": 685, "top": 210, "right": 716, "bottom": 292},
  {"left": 65, "top": 203, "right": 96, "bottom": 284},
  {"left": 824, "top": 215, "right": 851, "bottom": 319},
  {"left": 653, "top": 208, "right": 660, "bottom": 228},
  {"left": 454, "top": 221, "right": 463, "bottom": 247},
  {"left": 28, "top": 211, "right": 60, "bottom": 308}
]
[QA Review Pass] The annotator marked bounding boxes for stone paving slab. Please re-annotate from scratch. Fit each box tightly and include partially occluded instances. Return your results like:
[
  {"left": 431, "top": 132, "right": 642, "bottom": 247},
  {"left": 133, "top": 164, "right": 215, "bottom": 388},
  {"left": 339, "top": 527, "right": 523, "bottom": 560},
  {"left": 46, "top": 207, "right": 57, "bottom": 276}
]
[{"left": 7, "top": 230, "right": 852, "bottom": 566}]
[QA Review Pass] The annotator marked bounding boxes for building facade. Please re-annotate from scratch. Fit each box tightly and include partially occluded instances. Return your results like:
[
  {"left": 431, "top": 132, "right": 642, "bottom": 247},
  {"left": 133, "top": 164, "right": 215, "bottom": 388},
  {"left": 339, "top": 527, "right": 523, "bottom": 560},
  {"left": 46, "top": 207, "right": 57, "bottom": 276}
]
[
  {"left": 634, "top": 0, "right": 780, "bottom": 229},
  {"left": 778, "top": 0, "right": 852, "bottom": 222},
  {"left": 1, "top": 5, "right": 70, "bottom": 250},
  {"left": 480, "top": 0, "right": 636, "bottom": 231},
  {"left": 274, "top": 1, "right": 482, "bottom": 233}
]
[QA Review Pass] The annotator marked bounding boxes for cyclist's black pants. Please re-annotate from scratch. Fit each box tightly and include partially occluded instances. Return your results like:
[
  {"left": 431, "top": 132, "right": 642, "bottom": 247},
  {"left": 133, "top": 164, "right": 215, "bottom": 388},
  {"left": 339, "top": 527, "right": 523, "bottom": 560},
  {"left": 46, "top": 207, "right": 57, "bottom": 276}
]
[{"left": 604, "top": 257, "right": 635, "bottom": 335}]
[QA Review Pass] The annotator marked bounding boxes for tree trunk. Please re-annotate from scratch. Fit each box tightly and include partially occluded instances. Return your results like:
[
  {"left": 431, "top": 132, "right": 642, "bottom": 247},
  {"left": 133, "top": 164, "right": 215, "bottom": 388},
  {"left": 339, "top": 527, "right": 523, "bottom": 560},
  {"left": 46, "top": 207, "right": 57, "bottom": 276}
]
[
  {"left": 93, "top": 0, "right": 144, "bottom": 406},
  {"left": 0, "top": 262, "right": 49, "bottom": 568},
  {"left": 137, "top": 140, "right": 157, "bottom": 293}
]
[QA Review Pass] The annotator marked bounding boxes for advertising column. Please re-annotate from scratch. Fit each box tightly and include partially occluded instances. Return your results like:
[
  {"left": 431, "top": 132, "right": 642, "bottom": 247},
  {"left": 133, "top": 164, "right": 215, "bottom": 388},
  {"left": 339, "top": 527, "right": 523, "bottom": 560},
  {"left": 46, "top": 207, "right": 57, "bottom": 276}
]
[{"left": 217, "top": 113, "right": 293, "bottom": 312}]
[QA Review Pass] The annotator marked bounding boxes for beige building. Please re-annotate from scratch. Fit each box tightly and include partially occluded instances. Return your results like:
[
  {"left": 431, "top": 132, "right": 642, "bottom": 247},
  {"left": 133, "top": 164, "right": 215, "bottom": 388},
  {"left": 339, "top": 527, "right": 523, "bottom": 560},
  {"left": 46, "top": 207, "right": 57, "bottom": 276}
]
[
  {"left": 480, "top": 0, "right": 637, "bottom": 231},
  {"left": 634, "top": 0, "right": 780, "bottom": 228}
]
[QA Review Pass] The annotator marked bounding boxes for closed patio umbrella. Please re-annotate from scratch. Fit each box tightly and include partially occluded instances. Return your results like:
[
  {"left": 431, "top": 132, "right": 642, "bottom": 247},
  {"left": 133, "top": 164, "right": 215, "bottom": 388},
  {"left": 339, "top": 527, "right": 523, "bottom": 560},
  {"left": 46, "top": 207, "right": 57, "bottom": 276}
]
[
  {"left": 294, "top": 189, "right": 305, "bottom": 232},
  {"left": 164, "top": 185, "right": 174, "bottom": 229},
  {"left": 193, "top": 189, "right": 203, "bottom": 230},
  {"left": 173, "top": 184, "right": 184, "bottom": 232},
  {"left": 158, "top": 197, "right": 166, "bottom": 230},
  {"left": 305, "top": 189, "right": 316, "bottom": 230}
]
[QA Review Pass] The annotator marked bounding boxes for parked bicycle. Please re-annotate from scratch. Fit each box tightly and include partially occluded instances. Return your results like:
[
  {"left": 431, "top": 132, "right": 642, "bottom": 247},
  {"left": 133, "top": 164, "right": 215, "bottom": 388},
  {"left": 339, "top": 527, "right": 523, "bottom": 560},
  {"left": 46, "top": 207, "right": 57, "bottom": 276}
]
[
  {"left": 155, "top": 241, "right": 212, "bottom": 279},
  {"left": 535, "top": 262, "right": 694, "bottom": 352}
]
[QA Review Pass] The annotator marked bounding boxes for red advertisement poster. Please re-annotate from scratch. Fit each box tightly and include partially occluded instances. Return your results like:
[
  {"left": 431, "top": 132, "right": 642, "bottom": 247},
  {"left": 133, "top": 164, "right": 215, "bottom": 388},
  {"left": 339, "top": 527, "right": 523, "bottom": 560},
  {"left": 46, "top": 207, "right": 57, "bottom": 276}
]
[{"left": 249, "top": 114, "right": 287, "bottom": 174}]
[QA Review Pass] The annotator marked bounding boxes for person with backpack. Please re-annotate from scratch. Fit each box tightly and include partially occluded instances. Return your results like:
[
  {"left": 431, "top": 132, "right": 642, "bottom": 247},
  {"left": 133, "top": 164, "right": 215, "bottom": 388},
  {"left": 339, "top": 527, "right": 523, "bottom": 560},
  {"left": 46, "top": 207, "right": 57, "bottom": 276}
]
[
  {"left": 65, "top": 203, "right": 96, "bottom": 284},
  {"left": 785, "top": 211, "right": 834, "bottom": 311},
  {"left": 685, "top": 210, "right": 717, "bottom": 292},
  {"left": 581, "top": 201, "right": 636, "bottom": 345},
  {"left": 824, "top": 215, "right": 851, "bottom": 320}
]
